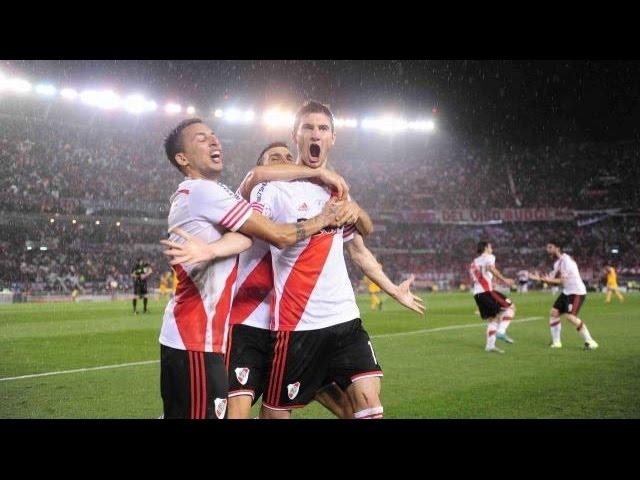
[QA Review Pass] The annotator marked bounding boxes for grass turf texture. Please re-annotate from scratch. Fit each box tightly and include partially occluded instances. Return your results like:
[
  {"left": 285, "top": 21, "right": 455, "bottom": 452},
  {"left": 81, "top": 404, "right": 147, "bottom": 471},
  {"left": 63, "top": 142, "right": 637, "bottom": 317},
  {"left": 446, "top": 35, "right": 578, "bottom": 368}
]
[{"left": 1, "top": 292, "right": 638, "bottom": 418}]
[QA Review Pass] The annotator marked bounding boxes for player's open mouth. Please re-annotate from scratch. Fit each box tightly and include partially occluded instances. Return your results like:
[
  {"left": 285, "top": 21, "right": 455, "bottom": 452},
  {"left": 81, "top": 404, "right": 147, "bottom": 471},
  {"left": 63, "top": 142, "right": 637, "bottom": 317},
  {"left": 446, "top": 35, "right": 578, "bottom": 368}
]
[
  {"left": 211, "top": 151, "right": 222, "bottom": 161},
  {"left": 309, "top": 144, "right": 320, "bottom": 158}
]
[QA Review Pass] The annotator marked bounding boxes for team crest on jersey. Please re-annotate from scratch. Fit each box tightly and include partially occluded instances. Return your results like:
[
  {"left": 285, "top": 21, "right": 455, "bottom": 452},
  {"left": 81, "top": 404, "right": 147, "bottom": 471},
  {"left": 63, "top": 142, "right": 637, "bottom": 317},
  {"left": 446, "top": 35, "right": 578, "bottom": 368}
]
[
  {"left": 235, "top": 367, "right": 250, "bottom": 386},
  {"left": 214, "top": 398, "right": 227, "bottom": 419},
  {"left": 298, "top": 202, "right": 309, "bottom": 212},
  {"left": 287, "top": 382, "right": 301, "bottom": 400}
]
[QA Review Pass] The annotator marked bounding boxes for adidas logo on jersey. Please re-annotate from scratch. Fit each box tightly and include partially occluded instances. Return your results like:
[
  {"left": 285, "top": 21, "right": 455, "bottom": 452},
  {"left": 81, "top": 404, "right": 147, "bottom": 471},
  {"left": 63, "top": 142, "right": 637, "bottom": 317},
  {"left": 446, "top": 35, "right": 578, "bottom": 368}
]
[
  {"left": 235, "top": 367, "right": 250, "bottom": 386},
  {"left": 287, "top": 381, "right": 301, "bottom": 400},
  {"left": 214, "top": 398, "right": 227, "bottom": 419},
  {"left": 298, "top": 202, "right": 309, "bottom": 212}
]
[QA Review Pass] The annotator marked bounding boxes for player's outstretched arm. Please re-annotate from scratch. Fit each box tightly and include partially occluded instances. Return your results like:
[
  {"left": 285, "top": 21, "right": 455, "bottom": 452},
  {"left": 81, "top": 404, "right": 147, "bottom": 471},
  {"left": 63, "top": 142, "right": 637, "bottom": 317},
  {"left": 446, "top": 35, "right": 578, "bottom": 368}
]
[
  {"left": 238, "top": 165, "right": 349, "bottom": 200},
  {"left": 528, "top": 270, "right": 563, "bottom": 285},
  {"left": 488, "top": 265, "right": 514, "bottom": 287},
  {"left": 237, "top": 199, "right": 345, "bottom": 249},
  {"left": 345, "top": 233, "right": 425, "bottom": 315},
  {"left": 335, "top": 200, "right": 373, "bottom": 236},
  {"left": 161, "top": 229, "right": 253, "bottom": 266}
]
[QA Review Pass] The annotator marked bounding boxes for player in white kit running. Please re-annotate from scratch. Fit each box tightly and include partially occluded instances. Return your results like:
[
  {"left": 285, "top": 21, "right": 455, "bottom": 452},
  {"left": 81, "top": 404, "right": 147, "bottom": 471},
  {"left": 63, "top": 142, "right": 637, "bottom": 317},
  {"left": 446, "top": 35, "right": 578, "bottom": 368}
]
[
  {"left": 528, "top": 240, "right": 599, "bottom": 350},
  {"left": 470, "top": 241, "right": 516, "bottom": 353}
]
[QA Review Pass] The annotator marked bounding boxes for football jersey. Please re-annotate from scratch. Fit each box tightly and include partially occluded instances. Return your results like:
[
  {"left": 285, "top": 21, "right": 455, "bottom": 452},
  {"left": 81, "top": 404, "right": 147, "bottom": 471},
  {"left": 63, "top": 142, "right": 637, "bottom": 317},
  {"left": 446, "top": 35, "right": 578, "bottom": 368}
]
[
  {"left": 251, "top": 180, "right": 359, "bottom": 331},
  {"left": 159, "top": 178, "right": 253, "bottom": 353},
  {"left": 550, "top": 253, "right": 587, "bottom": 295},
  {"left": 470, "top": 253, "right": 495, "bottom": 294},
  {"left": 606, "top": 268, "right": 618, "bottom": 287},
  {"left": 229, "top": 234, "right": 272, "bottom": 330}
]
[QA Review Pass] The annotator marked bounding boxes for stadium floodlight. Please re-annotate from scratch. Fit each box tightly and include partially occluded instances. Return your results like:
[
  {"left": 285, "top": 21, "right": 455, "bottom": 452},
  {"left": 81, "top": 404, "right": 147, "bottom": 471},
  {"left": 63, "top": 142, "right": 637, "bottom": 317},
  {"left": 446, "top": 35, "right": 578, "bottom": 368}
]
[
  {"left": 0, "top": 77, "right": 32, "bottom": 94},
  {"left": 72, "top": 219, "right": 77, "bottom": 224},
  {"left": 362, "top": 116, "right": 408, "bottom": 133},
  {"left": 334, "top": 117, "right": 358, "bottom": 128},
  {"left": 80, "top": 89, "right": 122, "bottom": 110},
  {"left": 49, "top": 218, "right": 55, "bottom": 223},
  {"left": 164, "top": 102, "right": 182, "bottom": 114},
  {"left": 262, "top": 108, "right": 295, "bottom": 128},
  {"left": 186, "top": 106, "right": 196, "bottom": 115},
  {"left": 35, "top": 84, "right": 57, "bottom": 97},
  {"left": 60, "top": 88, "right": 78, "bottom": 100},
  {"left": 611, "top": 248, "right": 619, "bottom": 254},
  {"left": 406, "top": 120, "right": 436, "bottom": 132},
  {"left": 95, "top": 220, "right": 100, "bottom": 225},
  {"left": 116, "top": 221, "right": 121, "bottom": 227},
  {"left": 124, "top": 94, "right": 156, "bottom": 114},
  {"left": 214, "top": 108, "right": 224, "bottom": 118},
  {"left": 225, "top": 107, "right": 255, "bottom": 124},
  {"left": 40, "top": 246, "right": 48, "bottom": 251}
]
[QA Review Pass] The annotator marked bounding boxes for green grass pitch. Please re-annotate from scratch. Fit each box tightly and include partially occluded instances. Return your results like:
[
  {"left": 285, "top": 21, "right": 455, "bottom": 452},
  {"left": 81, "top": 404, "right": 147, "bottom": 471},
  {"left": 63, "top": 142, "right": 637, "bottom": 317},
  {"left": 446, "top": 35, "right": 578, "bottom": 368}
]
[{"left": 1, "top": 291, "right": 638, "bottom": 418}]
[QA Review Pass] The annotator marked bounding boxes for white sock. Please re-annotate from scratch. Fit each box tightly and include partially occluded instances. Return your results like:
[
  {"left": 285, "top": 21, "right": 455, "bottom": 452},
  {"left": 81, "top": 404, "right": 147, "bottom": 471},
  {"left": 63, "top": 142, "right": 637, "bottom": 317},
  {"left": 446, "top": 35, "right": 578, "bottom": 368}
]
[
  {"left": 549, "top": 317, "right": 561, "bottom": 343},
  {"left": 354, "top": 406, "right": 384, "bottom": 419},
  {"left": 486, "top": 321, "right": 498, "bottom": 349},
  {"left": 498, "top": 308, "right": 514, "bottom": 334},
  {"left": 576, "top": 320, "right": 593, "bottom": 342}
]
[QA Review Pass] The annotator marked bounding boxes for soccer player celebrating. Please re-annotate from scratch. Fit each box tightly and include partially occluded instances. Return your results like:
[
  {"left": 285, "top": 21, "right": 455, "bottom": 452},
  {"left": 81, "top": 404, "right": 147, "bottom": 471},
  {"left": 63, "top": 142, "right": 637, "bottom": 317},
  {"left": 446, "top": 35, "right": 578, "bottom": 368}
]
[
  {"left": 158, "top": 118, "right": 347, "bottom": 419},
  {"left": 529, "top": 240, "right": 599, "bottom": 350},
  {"left": 131, "top": 258, "right": 152, "bottom": 314},
  {"left": 469, "top": 241, "right": 516, "bottom": 353},
  {"left": 604, "top": 264, "right": 625, "bottom": 304},
  {"left": 164, "top": 140, "right": 424, "bottom": 419}
]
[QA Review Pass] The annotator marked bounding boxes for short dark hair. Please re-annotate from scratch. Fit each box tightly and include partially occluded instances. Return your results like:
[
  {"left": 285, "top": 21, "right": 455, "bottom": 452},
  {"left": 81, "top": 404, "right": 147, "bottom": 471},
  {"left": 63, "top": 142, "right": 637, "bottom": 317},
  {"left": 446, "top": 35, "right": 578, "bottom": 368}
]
[
  {"left": 164, "top": 118, "right": 204, "bottom": 173},
  {"left": 257, "top": 142, "right": 289, "bottom": 166},
  {"left": 293, "top": 100, "right": 334, "bottom": 135},
  {"left": 477, "top": 241, "right": 490, "bottom": 254},
  {"left": 547, "top": 239, "right": 564, "bottom": 250}
]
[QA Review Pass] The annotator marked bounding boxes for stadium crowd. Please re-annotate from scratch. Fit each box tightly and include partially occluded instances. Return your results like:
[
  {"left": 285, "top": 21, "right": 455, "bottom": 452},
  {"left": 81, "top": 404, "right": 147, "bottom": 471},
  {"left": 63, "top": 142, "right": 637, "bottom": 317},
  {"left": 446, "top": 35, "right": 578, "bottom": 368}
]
[{"left": 1, "top": 110, "right": 638, "bottom": 295}]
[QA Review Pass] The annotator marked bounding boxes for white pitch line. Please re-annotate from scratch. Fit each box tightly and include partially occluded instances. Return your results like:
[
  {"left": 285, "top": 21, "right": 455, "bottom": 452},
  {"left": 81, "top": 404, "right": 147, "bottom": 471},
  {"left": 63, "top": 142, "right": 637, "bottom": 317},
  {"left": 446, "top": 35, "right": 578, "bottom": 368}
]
[
  {"left": 0, "top": 316, "right": 543, "bottom": 382},
  {"left": 0, "top": 360, "right": 159, "bottom": 382},
  {"left": 370, "top": 316, "right": 543, "bottom": 339}
]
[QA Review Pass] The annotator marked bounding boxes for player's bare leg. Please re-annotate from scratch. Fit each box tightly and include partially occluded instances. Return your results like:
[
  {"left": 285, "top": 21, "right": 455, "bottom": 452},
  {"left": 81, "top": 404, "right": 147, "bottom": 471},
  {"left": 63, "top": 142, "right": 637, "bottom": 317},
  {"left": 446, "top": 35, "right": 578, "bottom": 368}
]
[
  {"left": 496, "top": 304, "right": 516, "bottom": 344},
  {"left": 227, "top": 395, "right": 253, "bottom": 419},
  {"left": 259, "top": 405, "right": 292, "bottom": 419},
  {"left": 549, "top": 307, "right": 562, "bottom": 348},
  {"left": 565, "top": 313, "right": 598, "bottom": 350},
  {"left": 611, "top": 288, "right": 625, "bottom": 302},
  {"left": 314, "top": 382, "right": 354, "bottom": 419},
  {"left": 346, "top": 376, "right": 383, "bottom": 419},
  {"left": 605, "top": 288, "right": 612, "bottom": 303}
]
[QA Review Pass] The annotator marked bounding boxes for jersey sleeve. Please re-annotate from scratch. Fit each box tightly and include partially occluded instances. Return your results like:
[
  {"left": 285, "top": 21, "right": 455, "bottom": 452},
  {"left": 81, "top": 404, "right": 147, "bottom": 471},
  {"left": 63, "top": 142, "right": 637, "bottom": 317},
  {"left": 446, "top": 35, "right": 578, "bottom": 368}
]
[
  {"left": 249, "top": 182, "right": 280, "bottom": 221},
  {"left": 487, "top": 254, "right": 496, "bottom": 266},
  {"left": 342, "top": 223, "right": 357, "bottom": 242},
  {"left": 190, "top": 181, "right": 252, "bottom": 232}
]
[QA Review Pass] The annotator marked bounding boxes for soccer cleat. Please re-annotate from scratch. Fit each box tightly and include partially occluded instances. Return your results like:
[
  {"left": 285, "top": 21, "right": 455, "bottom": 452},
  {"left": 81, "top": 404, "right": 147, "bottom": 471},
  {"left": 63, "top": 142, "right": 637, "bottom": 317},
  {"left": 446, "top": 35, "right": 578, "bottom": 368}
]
[
  {"left": 584, "top": 340, "right": 599, "bottom": 350},
  {"left": 496, "top": 333, "right": 514, "bottom": 344},
  {"left": 485, "top": 347, "right": 505, "bottom": 354},
  {"left": 549, "top": 342, "right": 562, "bottom": 348}
]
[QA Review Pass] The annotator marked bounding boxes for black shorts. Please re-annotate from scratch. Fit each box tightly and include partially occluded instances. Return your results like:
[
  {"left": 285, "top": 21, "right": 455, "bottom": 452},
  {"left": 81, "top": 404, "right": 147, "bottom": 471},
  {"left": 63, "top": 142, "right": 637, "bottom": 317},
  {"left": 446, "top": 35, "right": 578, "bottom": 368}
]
[
  {"left": 160, "top": 344, "right": 228, "bottom": 419},
  {"left": 473, "top": 291, "right": 512, "bottom": 319},
  {"left": 134, "top": 280, "right": 148, "bottom": 296},
  {"left": 553, "top": 293, "right": 586, "bottom": 316},
  {"left": 226, "top": 324, "right": 273, "bottom": 404},
  {"left": 262, "top": 319, "right": 383, "bottom": 410}
]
